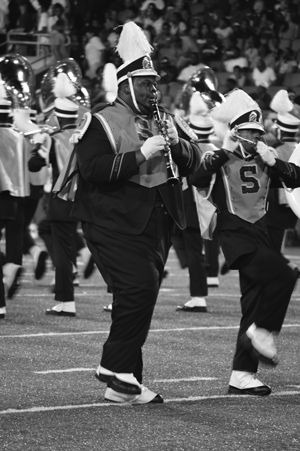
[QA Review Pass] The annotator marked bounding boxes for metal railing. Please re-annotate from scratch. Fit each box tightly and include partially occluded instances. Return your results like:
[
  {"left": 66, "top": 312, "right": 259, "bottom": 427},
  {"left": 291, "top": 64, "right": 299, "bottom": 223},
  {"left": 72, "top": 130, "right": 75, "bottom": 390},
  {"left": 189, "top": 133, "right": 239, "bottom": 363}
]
[{"left": 0, "top": 30, "right": 71, "bottom": 72}]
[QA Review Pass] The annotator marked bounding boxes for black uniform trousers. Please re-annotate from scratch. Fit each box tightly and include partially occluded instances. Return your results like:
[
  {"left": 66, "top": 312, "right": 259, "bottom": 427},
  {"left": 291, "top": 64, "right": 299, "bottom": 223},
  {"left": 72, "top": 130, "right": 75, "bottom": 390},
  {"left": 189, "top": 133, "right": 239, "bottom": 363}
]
[
  {"left": 82, "top": 203, "right": 173, "bottom": 383},
  {"left": 231, "top": 240, "right": 297, "bottom": 373},
  {"left": 51, "top": 220, "right": 78, "bottom": 302},
  {"left": 204, "top": 230, "right": 220, "bottom": 278},
  {"left": 181, "top": 226, "right": 207, "bottom": 297}
]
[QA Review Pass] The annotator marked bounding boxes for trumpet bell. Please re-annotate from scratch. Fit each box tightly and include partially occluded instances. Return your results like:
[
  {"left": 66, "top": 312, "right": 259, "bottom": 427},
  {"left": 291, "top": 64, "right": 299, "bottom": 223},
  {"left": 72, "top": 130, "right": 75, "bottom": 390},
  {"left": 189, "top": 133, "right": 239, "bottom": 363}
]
[
  {"left": 0, "top": 54, "right": 35, "bottom": 108},
  {"left": 285, "top": 143, "right": 300, "bottom": 218},
  {"left": 41, "top": 58, "right": 88, "bottom": 113},
  {"left": 181, "top": 66, "right": 224, "bottom": 114}
]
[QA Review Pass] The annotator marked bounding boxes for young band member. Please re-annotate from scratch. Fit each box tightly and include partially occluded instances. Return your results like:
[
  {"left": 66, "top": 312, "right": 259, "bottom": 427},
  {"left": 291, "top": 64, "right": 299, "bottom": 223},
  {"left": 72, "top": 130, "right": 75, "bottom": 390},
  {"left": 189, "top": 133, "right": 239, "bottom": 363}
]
[{"left": 190, "top": 89, "right": 300, "bottom": 396}]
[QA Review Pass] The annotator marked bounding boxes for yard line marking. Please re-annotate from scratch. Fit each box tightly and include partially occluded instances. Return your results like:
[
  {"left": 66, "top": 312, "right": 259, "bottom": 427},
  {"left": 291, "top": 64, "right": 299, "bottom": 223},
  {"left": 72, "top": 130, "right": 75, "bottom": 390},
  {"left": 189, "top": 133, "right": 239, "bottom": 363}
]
[
  {"left": 1, "top": 391, "right": 299, "bottom": 415},
  {"left": 1, "top": 323, "right": 300, "bottom": 338},
  {"left": 33, "top": 369, "right": 216, "bottom": 382}
]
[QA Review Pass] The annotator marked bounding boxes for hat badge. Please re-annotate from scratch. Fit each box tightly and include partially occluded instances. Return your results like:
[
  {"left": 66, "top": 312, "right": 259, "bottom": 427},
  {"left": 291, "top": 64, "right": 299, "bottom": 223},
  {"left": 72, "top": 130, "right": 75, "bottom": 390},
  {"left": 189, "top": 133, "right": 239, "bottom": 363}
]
[
  {"left": 143, "top": 55, "right": 153, "bottom": 70},
  {"left": 249, "top": 111, "right": 258, "bottom": 122}
]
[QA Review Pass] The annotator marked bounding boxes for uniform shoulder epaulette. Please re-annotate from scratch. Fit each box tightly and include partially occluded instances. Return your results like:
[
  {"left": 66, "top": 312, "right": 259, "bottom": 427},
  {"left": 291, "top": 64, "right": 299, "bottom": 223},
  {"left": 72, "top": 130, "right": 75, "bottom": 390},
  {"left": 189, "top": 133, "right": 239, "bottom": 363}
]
[
  {"left": 69, "top": 112, "right": 92, "bottom": 144},
  {"left": 174, "top": 114, "right": 198, "bottom": 141},
  {"left": 91, "top": 101, "right": 115, "bottom": 114}
]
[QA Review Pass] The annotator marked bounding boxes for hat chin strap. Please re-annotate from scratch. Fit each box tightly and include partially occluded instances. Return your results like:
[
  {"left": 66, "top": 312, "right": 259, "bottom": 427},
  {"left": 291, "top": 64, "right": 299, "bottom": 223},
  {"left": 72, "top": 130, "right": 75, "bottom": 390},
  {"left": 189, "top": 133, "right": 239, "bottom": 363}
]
[{"left": 128, "top": 74, "right": 141, "bottom": 113}]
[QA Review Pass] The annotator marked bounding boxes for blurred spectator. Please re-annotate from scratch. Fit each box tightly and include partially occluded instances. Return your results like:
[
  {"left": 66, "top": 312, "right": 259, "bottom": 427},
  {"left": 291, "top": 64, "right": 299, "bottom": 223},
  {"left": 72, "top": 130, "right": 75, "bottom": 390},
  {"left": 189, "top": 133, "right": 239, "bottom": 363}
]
[
  {"left": 202, "top": 0, "right": 229, "bottom": 29},
  {"left": 222, "top": 44, "right": 248, "bottom": 73},
  {"left": 15, "top": 0, "right": 37, "bottom": 33},
  {"left": 176, "top": 51, "right": 206, "bottom": 82},
  {"left": 251, "top": 57, "right": 276, "bottom": 87},
  {"left": 49, "top": 2, "right": 69, "bottom": 34},
  {"left": 117, "top": 0, "right": 138, "bottom": 24},
  {"left": 249, "top": 83, "right": 272, "bottom": 110},
  {"left": 137, "top": 3, "right": 164, "bottom": 37},
  {"left": 8, "top": 0, "right": 21, "bottom": 30},
  {"left": 252, "top": 43, "right": 278, "bottom": 70},
  {"left": 244, "top": 35, "right": 260, "bottom": 68},
  {"left": 157, "top": 56, "right": 178, "bottom": 83},
  {"left": 275, "top": 47, "right": 298, "bottom": 84},
  {"left": 176, "top": 30, "right": 199, "bottom": 70},
  {"left": 164, "top": 0, "right": 190, "bottom": 25},
  {"left": 214, "top": 17, "right": 233, "bottom": 43},
  {"left": 232, "top": 20, "right": 254, "bottom": 51},
  {"left": 83, "top": 27, "right": 106, "bottom": 81},
  {"left": 231, "top": 65, "right": 247, "bottom": 87},
  {"left": 278, "top": 10, "right": 299, "bottom": 51},
  {"left": 195, "top": 22, "right": 220, "bottom": 61},
  {"left": 152, "top": 21, "right": 182, "bottom": 67},
  {"left": 103, "top": 8, "right": 119, "bottom": 32},
  {"left": 223, "top": 76, "right": 239, "bottom": 94},
  {"left": 169, "top": 11, "right": 187, "bottom": 36},
  {"left": 256, "top": 11, "right": 276, "bottom": 46},
  {"left": 50, "top": 18, "right": 69, "bottom": 63}
]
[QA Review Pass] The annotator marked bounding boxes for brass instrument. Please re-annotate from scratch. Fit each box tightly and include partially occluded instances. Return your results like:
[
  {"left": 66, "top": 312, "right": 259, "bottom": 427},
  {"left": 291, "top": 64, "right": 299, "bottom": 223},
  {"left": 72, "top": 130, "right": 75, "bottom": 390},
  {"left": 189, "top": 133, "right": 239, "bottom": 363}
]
[
  {"left": 151, "top": 97, "right": 180, "bottom": 187},
  {"left": 181, "top": 66, "right": 224, "bottom": 114}
]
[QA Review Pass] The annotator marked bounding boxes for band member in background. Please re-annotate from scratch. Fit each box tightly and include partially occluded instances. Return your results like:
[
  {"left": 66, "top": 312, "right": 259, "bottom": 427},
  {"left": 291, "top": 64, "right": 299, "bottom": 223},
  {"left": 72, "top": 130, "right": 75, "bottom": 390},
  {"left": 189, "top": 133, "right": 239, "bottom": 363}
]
[
  {"left": 266, "top": 89, "right": 300, "bottom": 259},
  {"left": 28, "top": 72, "right": 80, "bottom": 317},
  {"left": 190, "top": 89, "right": 300, "bottom": 397},
  {"left": 0, "top": 80, "right": 26, "bottom": 309},
  {"left": 175, "top": 91, "right": 215, "bottom": 312},
  {"left": 58, "top": 22, "right": 201, "bottom": 404}
]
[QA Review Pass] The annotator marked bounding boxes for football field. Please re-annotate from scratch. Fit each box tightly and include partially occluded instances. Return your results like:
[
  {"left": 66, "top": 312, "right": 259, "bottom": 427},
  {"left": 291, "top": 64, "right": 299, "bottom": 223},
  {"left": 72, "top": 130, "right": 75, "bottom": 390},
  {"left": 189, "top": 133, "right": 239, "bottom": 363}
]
[{"left": 1, "top": 245, "right": 300, "bottom": 451}]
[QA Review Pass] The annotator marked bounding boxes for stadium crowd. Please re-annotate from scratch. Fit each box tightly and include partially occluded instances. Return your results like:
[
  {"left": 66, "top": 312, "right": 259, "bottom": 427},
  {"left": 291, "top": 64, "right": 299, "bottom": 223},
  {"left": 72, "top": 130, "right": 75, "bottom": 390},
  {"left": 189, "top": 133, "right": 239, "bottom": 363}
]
[{"left": 2, "top": 0, "right": 300, "bottom": 112}]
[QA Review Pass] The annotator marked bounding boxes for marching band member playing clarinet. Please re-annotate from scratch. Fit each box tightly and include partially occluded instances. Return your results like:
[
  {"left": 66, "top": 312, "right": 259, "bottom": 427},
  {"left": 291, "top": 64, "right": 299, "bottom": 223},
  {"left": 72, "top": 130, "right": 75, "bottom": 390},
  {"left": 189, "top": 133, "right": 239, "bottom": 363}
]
[
  {"left": 190, "top": 89, "right": 300, "bottom": 397},
  {"left": 58, "top": 22, "right": 201, "bottom": 404}
]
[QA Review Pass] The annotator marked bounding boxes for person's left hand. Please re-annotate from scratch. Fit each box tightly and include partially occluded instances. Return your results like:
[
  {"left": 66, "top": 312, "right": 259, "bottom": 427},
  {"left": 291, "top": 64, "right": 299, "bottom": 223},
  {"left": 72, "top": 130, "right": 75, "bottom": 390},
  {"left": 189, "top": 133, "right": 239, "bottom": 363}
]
[
  {"left": 165, "top": 120, "right": 179, "bottom": 145},
  {"left": 256, "top": 141, "right": 276, "bottom": 166}
]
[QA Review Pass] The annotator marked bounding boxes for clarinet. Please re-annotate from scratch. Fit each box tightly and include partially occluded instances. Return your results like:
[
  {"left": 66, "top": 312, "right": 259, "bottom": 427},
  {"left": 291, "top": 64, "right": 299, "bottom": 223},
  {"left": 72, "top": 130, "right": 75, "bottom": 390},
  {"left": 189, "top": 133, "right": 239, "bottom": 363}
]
[{"left": 151, "top": 98, "right": 180, "bottom": 187}]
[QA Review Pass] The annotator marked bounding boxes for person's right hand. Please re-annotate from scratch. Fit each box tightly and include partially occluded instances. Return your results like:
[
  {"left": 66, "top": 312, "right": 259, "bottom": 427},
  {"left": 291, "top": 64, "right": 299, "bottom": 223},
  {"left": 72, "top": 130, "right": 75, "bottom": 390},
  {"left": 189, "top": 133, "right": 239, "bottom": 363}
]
[
  {"left": 141, "top": 135, "right": 166, "bottom": 160},
  {"left": 222, "top": 129, "right": 239, "bottom": 152}
]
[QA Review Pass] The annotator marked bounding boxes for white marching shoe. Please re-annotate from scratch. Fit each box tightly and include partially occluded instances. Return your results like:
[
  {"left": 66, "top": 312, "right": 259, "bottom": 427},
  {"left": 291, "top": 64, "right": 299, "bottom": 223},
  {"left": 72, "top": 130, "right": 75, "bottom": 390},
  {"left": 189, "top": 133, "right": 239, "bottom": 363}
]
[
  {"left": 176, "top": 296, "right": 207, "bottom": 312},
  {"left": 243, "top": 323, "right": 278, "bottom": 366},
  {"left": 228, "top": 370, "right": 271, "bottom": 396},
  {"left": 105, "top": 385, "right": 163, "bottom": 404},
  {"left": 45, "top": 301, "right": 76, "bottom": 317}
]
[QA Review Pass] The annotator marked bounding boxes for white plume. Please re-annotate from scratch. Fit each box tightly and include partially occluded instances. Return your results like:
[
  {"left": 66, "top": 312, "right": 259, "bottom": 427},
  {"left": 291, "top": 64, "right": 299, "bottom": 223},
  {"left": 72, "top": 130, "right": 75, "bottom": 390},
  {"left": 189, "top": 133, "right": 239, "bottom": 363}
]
[
  {"left": 270, "top": 89, "right": 293, "bottom": 113},
  {"left": 211, "top": 89, "right": 260, "bottom": 123},
  {"left": 116, "top": 22, "right": 153, "bottom": 63},
  {"left": 53, "top": 72, "right": 77, "bottom": 99},
  {"left": 189, "top": 91, "right": 209, "bottom": 116},
  {"left": 102, "top": 63, "right": 118, "bottom": 102}
]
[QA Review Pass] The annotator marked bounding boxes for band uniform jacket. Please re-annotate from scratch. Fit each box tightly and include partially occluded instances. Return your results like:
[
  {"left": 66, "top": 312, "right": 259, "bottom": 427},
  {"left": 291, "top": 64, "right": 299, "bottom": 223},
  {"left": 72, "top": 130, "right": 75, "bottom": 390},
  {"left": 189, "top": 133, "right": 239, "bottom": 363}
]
[
  {"left": 190, "top": 145, "right": 300, "bottom": 268},
  {"left": 265, "top": 139, "right": 298, "bottom": 230},
  {"left": 28, "top": 126, "right": 77, "bottom": 222},
  {"left": 71, "top": 100, "right": 201, "bottom": 234}
]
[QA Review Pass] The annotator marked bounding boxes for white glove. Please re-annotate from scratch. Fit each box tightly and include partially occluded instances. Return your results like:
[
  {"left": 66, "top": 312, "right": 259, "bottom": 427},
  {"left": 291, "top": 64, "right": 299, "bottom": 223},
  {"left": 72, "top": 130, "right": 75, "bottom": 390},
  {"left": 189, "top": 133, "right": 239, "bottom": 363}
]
[
  {"left": 165, "top": 120, "right": 179, "bottom": 145},
  {"left": 256, "top": 141, "right": 276, "bottom": 166},
  {"left": 33, "top": 133, "right": 51, "bottom": 162},
  {"left": 140, "top": 135, "right": 166, "bottom": 160},
  {"left": 223, "top": 130, "right": 239, "bottom": 152}
]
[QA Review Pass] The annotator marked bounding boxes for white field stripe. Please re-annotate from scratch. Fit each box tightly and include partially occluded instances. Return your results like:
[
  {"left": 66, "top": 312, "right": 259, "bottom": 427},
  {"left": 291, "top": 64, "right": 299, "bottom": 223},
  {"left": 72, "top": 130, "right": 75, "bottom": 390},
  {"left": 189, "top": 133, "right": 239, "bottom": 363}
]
[
  {"left": 33, "top": 369, "right": 216, "bottom": 382},
  {"left": 1, "top": 324, "right": 300, "bottom": 339},
  {"left": 12, "top": 292, "right": 300, "bottom": 300},
  {"left": 0, "top": 391, "right": 299, "bottom": 415}
]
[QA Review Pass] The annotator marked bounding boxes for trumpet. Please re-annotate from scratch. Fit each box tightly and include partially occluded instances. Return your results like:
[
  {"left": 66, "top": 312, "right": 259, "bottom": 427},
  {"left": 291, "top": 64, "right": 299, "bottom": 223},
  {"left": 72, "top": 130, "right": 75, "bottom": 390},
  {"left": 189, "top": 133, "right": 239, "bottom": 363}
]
[
  {"left": 150, "top": 97, "right": 179, "bottom": 187},
  {"left": 23, "top": 126, "right": 59, "bottom": 137}
]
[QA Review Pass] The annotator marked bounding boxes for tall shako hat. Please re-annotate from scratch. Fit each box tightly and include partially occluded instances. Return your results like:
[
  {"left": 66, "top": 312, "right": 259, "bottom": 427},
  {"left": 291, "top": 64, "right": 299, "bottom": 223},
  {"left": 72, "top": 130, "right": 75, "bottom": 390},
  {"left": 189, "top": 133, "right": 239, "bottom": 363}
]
[
  {"left": 0, "top": 76, "right": 12, "bottom": 114},
  {"left": 270, "top": 89, "right": 300, "bottom": 133},
  {"left": 188, "top": 91, "right": 214, "bottom": 137},
  {"left": 54, "top": 72, "right": 79, "bottom": 119},
  {"left": 116, "top": 21, "right": 160, "bottom": 85},
  {"left": 211, "top": 89, "right": 265, "bottom": 133},
  {"left": 116, "top": 22, "right": 160, "bottom": 113}
]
